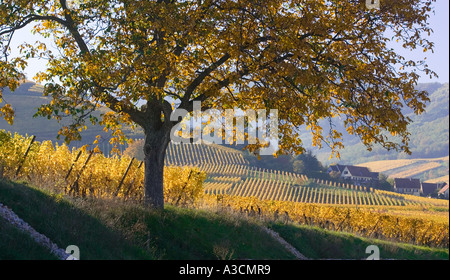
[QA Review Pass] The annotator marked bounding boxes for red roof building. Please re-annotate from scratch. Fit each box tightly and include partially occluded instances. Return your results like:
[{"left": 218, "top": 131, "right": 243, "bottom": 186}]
[{"left": 437, "top": 183, "right": 449, "bottom": 199}]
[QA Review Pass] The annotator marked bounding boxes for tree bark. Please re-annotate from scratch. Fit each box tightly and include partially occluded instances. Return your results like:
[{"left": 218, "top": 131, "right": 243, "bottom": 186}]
[{"left": 142, "top": 126, "right": 171, "bottom": 210}]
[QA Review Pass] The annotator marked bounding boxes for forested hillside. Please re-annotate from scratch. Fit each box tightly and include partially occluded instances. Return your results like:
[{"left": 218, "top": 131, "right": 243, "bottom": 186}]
[
  {"left": 1, "top": 81, "right": 448, "bottom": 165},
  {"left": 313, "top": 83, "right": 449, "bottom": 165},
  {"left": 0, "top": 81, "right": 141, "bottom": 151}
]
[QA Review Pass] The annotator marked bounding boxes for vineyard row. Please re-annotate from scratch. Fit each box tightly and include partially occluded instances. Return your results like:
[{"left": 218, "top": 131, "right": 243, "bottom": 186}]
[
  {"left": 202, "top": 194, "right": 449, "bottom": 248},
  {"left": 203, "top": 175, "right": 449, "bottom": 207},
  {"left": 165, "top": 142, "right": 248, "bottom": 166}
]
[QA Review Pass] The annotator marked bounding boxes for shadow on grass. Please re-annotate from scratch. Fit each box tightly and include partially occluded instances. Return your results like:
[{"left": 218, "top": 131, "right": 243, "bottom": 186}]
[
  {"left": 0, "top": 179, "right": 154, "bottom": 260},
  {"left": 0, "top": 179, "right": 296, "bottom": 260},
  {"left": 0, "top": 217, "right": 58, "bottom": 260},
  {"left": 269, "top": 222, "right": 449, "bottom": 260}
]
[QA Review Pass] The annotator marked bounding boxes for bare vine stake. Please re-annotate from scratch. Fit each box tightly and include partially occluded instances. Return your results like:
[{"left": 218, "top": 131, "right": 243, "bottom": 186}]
[
  {"left": 175, "top": 170, "right": 194, "bottom": 206},
  {"left": 336, "top": 209, "right": 351, "bottom": 231},
  {"left": 124, "top": 160, "right": 143, "bottom": 198},
  {"left": 15, "top": 135, "right": 36, "bottom": 178},
  {"left": 368, "top": 216, "right": 383, "bottom": 237},
  {"left": 68, "top": 151, "right": 93, "bottom": 195},
  {"left": 65, "top": 150, "right": 83, "bottom": 181},
  {"left": 114, "top": 157, "right": 135, "bottom": 197}
]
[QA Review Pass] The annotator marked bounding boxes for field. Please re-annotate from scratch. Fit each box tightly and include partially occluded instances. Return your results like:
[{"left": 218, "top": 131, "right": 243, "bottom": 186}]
[
  {"left": 426, "top": 175, "right": 450, "bottom": 184},
  {"left": 356, "top": 156, "right": 449, "bottom": 184},
  {"left": 1, "top": 130, "right": 448, "bottom": 253}
]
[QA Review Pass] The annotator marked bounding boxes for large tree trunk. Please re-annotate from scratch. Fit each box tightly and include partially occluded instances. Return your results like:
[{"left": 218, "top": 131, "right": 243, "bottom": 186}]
[{"left": 142, "top": 126, "right": 171, "bottom": 209}]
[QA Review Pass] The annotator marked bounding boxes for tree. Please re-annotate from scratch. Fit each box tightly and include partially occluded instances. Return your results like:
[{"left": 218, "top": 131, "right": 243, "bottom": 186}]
[
  {"left": 243, "top": 150, "right": 294, "bottom": 172},
  {"left": 292, "top": 160, "right": 305, "bottom": 174},
  {"left": 377, "top": 173, "right": 394, "bottom": 191},
  {"left": 292, "top": 150, "right": 324, "bottom": 176},
  {"left": 0, "top": 0, "right": 436, "bottom": 209},
  {"left": 124, "top": 138, "right": 145, "bottom": 161}
]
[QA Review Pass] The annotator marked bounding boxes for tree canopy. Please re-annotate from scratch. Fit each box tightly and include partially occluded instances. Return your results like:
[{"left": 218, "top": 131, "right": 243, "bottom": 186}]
[{"left": 0, "top": 0, "right": 437, "bottom": 208}]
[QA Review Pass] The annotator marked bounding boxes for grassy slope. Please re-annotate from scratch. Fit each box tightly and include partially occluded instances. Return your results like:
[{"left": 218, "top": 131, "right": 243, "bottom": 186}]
[
  {"left": 0, "top": 179, "right": 152, "bottom": 260},
  {"left": 0, "top": 179, "right": 448, "bottom": 260},
  {"left": 269, "top": 223, "right": 448, "bottom": 260},
  {"left": 0, "top": 217, "right": 57, "bottom": 260},
  {"left": 0, "top": 179, "right": 294, "bottom": 260}
]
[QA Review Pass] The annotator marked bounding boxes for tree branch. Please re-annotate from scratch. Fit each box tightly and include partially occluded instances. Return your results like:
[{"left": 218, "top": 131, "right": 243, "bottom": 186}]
[
  {"left": 181, "top": 52, "right": 231, "bottom": 105},
  {"left": 0, "top": 14, "right": 67, "bottom": 36}
]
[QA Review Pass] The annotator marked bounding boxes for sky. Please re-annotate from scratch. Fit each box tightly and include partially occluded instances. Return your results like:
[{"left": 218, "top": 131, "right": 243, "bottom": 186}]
[
  {"left": 8, "top": 0, "right": 450, "bottom": 84},
  {"left": 395, "top": 0, "right": 449, "bottom": 84}
]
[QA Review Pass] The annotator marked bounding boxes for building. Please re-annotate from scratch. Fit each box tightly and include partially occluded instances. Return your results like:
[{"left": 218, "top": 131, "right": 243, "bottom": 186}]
[
  {"left": 393, "top": 179, "right": 448, "bottom": 198},
  {"left": 421, "top": 182, "right": 442, "bottom": 197},
  {"left": 327, "top": 164, "right": 346, "bottom": 174},
  {"left": 327, "top": 164, "right": 379, "bottom": 186},
  {"left": 437, "top": 183, "right": 449, "bottom": 199},
  {"left": 393, "top": 178, "right": 422, "bottom": 196},
  {"left": 422, "top": 183, "right": 439, "bottom": 196}
]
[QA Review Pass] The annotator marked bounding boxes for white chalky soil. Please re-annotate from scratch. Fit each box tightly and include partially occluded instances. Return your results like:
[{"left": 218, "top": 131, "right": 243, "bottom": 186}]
[{"left": 0, "top": 202, "right": 74, "bottom": 260}]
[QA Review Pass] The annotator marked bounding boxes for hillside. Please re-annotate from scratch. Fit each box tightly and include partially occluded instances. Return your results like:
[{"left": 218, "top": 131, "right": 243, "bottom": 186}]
[
  {"left": 1, "top": 131, "right": 448, "bottom": 260},
  {"left": 0, "top": 179, "right": 297, "bottom": 260},
  {"left": 124, "top": 140, "right": 448, "bottom": 207},
  {"left": 0, "top": 179, "right": 447, "bottom": 260},
  {"left": 357, "top": 156, "right": 449, "bottom": 185},
  {"left": 0, "top": 81, "right": 142, "bottom": 151},
  {"left": 314, "top": 83, "right": 449, "bottom": 165},
  {"left": 1, "top": 81, "right": 448, "bottom": 163}
]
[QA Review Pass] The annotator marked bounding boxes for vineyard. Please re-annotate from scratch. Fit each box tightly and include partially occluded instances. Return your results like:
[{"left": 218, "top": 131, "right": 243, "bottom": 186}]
[
  {"left": 163, "top": 139, "right": 449, "bottom": 248},
  {"left": 199, "top": 166, "right": 448, "bottom": 208},
  {"left": 201, "top": 194, "right": 449, "bottom": 248},
  {"left": 357, "top": 156, "right": 449, "bottom": 185},
  {"left": 0, "top": 131, "right": 204, "bottom": 204},
  {"left": 0, "top": 130, "right": 448, "bottom": 249},
  {"left": 166, "top": 142, "right": 248, "bottom": 166}
]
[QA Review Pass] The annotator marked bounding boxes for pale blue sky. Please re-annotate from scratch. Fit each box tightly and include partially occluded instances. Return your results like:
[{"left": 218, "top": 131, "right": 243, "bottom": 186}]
[
  {"left": 397, "top": 0, "right": 449, "bottom": 84},
  {"left": 9, "top": 0, "right": 449, "bottom": 84}
]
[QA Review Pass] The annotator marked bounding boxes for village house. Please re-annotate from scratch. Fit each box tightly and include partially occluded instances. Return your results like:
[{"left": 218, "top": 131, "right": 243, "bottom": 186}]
[
  {"left": 327, "top": 164, "right": 379, "bottom": 186},
  {"left": 393, "top": 178, "right": 422, "bottom": 196},
  {"left": 328, "top": 164, "right": 448, "bottom": 199},
  {"left": 421, "top": 182, "right": 439, "bottom": 197},
  {"left": 421, "top": 182, "right": 448, "bottom": 197},
  {"left": 393, "top": 179, "right": 447, "bottom": 198},
  {"left": 437, "top": 183, "right": 449, "bottom": 199}
]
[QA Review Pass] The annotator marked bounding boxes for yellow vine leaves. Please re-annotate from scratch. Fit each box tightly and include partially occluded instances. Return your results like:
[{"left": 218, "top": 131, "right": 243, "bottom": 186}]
[{"left": 0, "top": 0, "right": 437, "bottom": 158}]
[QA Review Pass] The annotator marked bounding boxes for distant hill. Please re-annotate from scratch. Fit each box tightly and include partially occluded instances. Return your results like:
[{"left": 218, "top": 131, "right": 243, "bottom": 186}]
[
  {"left": 357, "top": 156, "right": 449, "bottom": 185},
  {"left": 1, "top": 81, "right": 448, "bottom": 163},
  {"left": 0, "top": 81, "right": 142, "bottom": 151},
  {"left": 312, "top": 83, "right": 449, "bottom": 165}
]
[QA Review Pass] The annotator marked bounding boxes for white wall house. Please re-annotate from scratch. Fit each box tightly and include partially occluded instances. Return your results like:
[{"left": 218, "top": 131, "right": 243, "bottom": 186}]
[
  {"left": 394, "top": 178, "right": 422, "bottom": 196},
  {"left": 328, "top": 164, "right": 378, "bottom": 186}
]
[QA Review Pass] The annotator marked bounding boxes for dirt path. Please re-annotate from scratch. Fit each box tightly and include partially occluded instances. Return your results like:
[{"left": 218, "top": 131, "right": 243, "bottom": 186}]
[{"left": 262, "top": 227, "right": 308, "bottom": 260}]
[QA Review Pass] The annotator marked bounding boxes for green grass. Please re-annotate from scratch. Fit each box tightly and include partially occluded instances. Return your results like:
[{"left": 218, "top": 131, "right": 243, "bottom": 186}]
[
  {"left": 0, "top": 217, "right": 58, "bottom": 260},
  {"left": 1, "top": 178, "right": 448, "bottom": 260},
  {"left": 88, "top": 201, "right": 296, "bottom": 260},
  {"left": 0, "top": 179, "right": 295, "bottom": 260},
  {"left": 269, "top": 222, "right": 449, "bottom": 260},
  {"left": 0, "top": 179, "right": 154, "bottom": 260}
]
